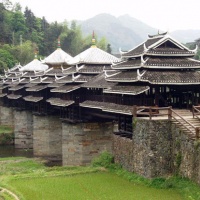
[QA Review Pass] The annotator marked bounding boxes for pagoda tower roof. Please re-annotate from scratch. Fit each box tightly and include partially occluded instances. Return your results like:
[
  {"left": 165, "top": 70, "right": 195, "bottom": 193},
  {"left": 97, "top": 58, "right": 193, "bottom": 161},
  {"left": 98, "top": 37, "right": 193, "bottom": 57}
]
[
  {"left": 120, "top": 32, "right": 198, "bottom": 58},
  {"left": 68, "top": 47, "right": 120, "bottom": 65}
]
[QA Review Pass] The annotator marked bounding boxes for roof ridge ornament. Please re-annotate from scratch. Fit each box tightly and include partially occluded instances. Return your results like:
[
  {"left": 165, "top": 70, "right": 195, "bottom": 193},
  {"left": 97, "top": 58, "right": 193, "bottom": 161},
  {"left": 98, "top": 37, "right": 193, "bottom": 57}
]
[
  {"left": 143, "top": 43, "right": 148, "bottom": 52},
  {"left": 76, "top": 64, "right": 84, "bottom": 72},
  {"left": 91, "top": 31, "right": 96, "bottom": 48},
  {"left": 72, "top": 73, "right": 80, "bottom": 81},
  {"left": 191, "top": 45, "right": 198, "bottom": 53},
  {"left": 137, "top": 69, "right": 146, "bottom": 80},
  {"left": 57, "top": 37, "right": 61, "bottom": 49},
  {"left": 55, "top": 74, "right": 66, "bottom": 80}
]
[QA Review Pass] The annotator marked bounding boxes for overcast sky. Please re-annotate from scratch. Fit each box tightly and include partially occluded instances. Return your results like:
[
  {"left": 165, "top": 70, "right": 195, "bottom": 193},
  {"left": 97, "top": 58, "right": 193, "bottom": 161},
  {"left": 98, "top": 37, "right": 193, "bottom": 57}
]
[{"left": 10, "top": 0, "right": 200, "bottom": 32}]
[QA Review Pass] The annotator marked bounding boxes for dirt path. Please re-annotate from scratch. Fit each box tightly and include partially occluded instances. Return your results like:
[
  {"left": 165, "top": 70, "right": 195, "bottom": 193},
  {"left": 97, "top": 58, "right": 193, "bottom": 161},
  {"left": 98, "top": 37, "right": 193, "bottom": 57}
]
[{"left": 0, "top": 187, "right": 20, "bottom": 200}]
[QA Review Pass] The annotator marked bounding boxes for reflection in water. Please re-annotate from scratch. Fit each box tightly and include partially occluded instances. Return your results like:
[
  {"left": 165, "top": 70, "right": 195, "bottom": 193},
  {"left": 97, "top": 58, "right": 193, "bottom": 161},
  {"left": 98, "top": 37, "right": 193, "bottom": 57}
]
[{"left": 0, "top": 145, "right": 33, "bottom": 158}]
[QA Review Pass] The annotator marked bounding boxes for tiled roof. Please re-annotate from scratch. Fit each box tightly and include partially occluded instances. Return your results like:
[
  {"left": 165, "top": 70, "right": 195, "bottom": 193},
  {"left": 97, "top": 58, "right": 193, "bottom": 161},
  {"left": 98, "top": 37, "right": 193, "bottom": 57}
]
[
  {"left": 147, "top": 48, "right": 194, "bottom": 55},
  {"left": 46, "top": 98, "right": 74, "bottom": 107},
  {"left": 30, "top": 77, "right": 54, "bottom": 84},
  {"left": 24, "top": 83, "right": 38, "bottom": 88},
  {"left": 23, "top": 95, "right": 43, "bottom": 102},
  {"left": 44, "top": 48, "right": 72, "bottom": 65},
  {"left": 7, "top": 94, "right": 22, "bottom": 99},
  {"left": 62, "top": 66, "right": 77, "bottom": 74},
  {"left": 81, "top": 73, "right": 116, "bottom": 88},
  {"left": 51, "top": 84, "right": 80, "bottom": 93},
  {"left": 78, "top": 65, "right": 104, "bottom": 74},
  {"left": 103, "top": 85, "right": 149, "bottom": 95},
  {"left": 80, "top": 100, "right": 132, "bottom": 115},
  {"left": 55, "top": 76, "right": 73, "bottom": 83},
  {"left": 9, "top": 85, "right": 25, "bottom": 91},
  {"left": 45, "top": 68, "right": 63, "bottom": 76},
  {"left": 20, "top": 59, "right": 49, "bottom": 72},
  {"left": 0, "top": 85, "right": 9, "bottom": 90},
  {"left": 145, "top": 57, "right": 200, "bottom": 68},
  {"left": 48, "top": 83, "right": 64, "bottom": 88},
  {"left": 106, "top": 71, "right": 138, "bottom": 82},
  {"left": 0, "top": 93, "right": 7, "bottom": 98},
  {"left": 142, "top": 70, "right": 200, "bottom": 84},
  {"left": 122, "top": 35, "right": 195, "bottom": 57},
  {"left": 68, "top": 47, "right": 119, "bottom": 65},
  {"left": 26, "top": 84, "right": 48, "bottom": 92},
  {"left": 112, "top": 59, "right": 141, "bottom": 69},
  {"left": 74, "top": 74, "right": 95, "bottom": 83}
]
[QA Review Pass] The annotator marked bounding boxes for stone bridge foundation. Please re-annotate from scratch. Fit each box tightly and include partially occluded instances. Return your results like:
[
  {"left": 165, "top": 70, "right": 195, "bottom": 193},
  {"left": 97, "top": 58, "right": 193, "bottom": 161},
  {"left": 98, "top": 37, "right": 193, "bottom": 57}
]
[
  {"left": 33, "top": 115, "right": 62, "bottom": 161},
  {"left": 0, "top": 106, "right": 14, "bottom": 126},
  {"left": 62, "top": 122, "right": 113, "bottom": 166},
  {"left": 14, "top": 110, "right": 33, "bottom": 149}
]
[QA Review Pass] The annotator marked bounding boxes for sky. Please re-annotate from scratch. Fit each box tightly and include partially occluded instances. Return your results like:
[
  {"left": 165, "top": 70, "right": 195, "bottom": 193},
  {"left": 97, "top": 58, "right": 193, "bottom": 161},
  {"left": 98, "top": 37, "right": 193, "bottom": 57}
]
[{"left": 10, "top": 0, "right": 200, "bottom": 32}]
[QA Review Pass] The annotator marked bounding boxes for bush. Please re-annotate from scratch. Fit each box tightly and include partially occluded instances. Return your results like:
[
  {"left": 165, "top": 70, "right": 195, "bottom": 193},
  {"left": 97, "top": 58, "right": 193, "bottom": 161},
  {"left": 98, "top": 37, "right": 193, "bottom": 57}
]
[{"left": 92, "top": 151, "right": 114, "bottom": 168}]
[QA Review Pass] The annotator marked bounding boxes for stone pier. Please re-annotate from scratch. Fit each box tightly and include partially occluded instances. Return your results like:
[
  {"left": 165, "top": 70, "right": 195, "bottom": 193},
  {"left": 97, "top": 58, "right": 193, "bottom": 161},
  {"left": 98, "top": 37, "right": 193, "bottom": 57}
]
[
  {"left": 62, "top": 122, "right": 113, "bottom": 166},
  {"left": 0, "top": 106, "right": 14, "bottom": 126},
  {"left": 14, "top": 110, "right": 33, "bottom": 149},
  {"left": 33, "top": 115, "right": 62, "bottom": 161}
]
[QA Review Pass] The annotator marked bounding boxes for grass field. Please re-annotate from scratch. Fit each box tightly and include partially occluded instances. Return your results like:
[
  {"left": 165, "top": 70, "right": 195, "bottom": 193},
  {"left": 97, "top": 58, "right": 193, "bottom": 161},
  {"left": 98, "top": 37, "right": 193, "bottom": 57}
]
[
  {"left": 0, "top": 156, "right": 200, "bottom": 200},
  {"left": 8, "top": 173, "right": 183, "bottom": 200}
]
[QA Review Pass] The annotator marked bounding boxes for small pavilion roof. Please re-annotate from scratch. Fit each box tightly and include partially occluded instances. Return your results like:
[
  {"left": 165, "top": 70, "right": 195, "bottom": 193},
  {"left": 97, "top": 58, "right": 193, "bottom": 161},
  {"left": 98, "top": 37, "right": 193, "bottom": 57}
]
[
  {"left": 23, "top": 95, "right": 43, "bottom": 102},
  {"left": 81, "top": 73, "right": 116, "bottom": 89},
  {"left": 68, "top": 47, "right": 119, "bottom": 65},
  {"left": 80, "top": 100, "right": 132, "bottom": 115},
  {"left": 26, "top": 84, "right": 48, "bottom": 92},
  {"left": 46, "top": 98, "right": 74, "bottom": 107},
  {"left": 44, "top": 48, "right": 72, "bottom": 65},
  {"left": 19, "top": 59, "right": 49, "bottom": 72},
  {"left": 7, "top": 94, "right": 22, "bottom": 99},
  {"left": 51, "top": 84, "right": 80, "bottom": 93},
  {"left": 103, "top": 85, "right": 150, "bottom": 95}
]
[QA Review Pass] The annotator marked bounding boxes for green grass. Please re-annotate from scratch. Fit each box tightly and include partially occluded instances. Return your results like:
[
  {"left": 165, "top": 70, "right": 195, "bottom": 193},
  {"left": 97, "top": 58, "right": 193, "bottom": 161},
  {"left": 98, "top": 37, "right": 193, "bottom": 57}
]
[
  {"left": 0, "top": 126, "right": 13, "bottom": 135},
  {"left": 8, "top": 172, "right": 183, "bottom": 200},
  {"left": 0, "top": 156, "right": 200, "bottom": 200}
]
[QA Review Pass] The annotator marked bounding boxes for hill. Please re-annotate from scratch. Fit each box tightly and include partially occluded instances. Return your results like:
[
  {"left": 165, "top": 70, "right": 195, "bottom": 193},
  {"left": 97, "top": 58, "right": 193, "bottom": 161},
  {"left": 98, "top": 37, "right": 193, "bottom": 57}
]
[
  {"left": 79, "top": 13, "right": 200, "bottom": 53},
  {"left": 79, "top": 13, "right": 157, "bottom": 53}
]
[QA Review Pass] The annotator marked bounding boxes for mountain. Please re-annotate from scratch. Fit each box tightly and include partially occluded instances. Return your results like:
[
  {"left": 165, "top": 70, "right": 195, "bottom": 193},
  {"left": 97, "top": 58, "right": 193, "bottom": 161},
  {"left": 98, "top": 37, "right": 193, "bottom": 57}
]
[
  {"left": 170, "top": 29, "right": 200, "bottom": 44},
  {"left": 79, "top": 13, "right": 157, "bottom": 53},
  {"left": 79, "top": 13, "right": 200, "bottom": 53}
]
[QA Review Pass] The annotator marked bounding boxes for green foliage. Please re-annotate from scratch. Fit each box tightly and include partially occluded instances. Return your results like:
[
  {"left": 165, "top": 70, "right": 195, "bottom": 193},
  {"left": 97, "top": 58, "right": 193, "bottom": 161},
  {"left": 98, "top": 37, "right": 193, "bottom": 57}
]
[{"left": 92, "top": 151, "right": 114, "bottom": 168}]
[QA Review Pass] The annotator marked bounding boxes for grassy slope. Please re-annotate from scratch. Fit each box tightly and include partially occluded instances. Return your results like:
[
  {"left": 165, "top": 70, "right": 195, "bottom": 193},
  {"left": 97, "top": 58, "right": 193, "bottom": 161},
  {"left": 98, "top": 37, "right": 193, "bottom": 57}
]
[{"left": 8, "top": 173, "right": 182, "bottom": 200}]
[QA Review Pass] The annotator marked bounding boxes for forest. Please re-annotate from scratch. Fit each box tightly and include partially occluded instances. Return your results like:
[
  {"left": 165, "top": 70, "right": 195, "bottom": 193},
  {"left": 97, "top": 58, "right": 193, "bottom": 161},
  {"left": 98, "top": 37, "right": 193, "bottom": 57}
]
[{"left": 0, "top": 0, "right": 112, "bottom": 73}]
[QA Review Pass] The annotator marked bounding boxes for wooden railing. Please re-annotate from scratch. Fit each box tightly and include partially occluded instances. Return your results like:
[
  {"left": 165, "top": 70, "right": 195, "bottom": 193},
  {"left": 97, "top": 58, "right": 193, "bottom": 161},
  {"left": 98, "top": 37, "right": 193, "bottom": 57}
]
[
  {"left": 132, "top": 105, "right": 171, "bottom": 120},
  {"left": 192, "top": 105, "right": 200, "bottom": 120},
  {"left": 132, "top": 105, "right": 200, "bottom": 139}
]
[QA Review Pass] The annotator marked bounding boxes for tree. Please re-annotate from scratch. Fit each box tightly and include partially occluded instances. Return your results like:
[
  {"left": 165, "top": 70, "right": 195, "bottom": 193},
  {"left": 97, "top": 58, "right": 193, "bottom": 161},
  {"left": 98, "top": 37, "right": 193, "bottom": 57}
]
[{"left": 107, "top": 43, "right": 112, "bottom": 54}]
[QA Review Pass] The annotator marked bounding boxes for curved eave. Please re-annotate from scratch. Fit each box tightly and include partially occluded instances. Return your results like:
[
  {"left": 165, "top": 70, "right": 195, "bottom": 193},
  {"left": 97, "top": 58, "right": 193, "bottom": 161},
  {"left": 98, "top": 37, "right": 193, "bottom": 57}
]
[
  {"left": 145, "top": 53, "right": 195, "bottom": 56},
  {"left": 78, "top": 72, "right": 101, "bottom": 74},
  {"left": 45, "top": 62, "right": 69, "bottom": 65},
  {"left": 111, "top": 65, "right": 141, "bottom": 70},
  {"left": 101, "top": 108, "right": 132, "bottom": 116},
  {"left": 143, "top": 65, "right": 200, "bottom": 69},
  {"left": 103, "top": 87, "right": 149, "bottom": 96},
  {"left": 141, "top": 79, "right": 200, "bottom": 85},
  {"left": 106, "top": 79, "right": 138, "bottom": 83}
]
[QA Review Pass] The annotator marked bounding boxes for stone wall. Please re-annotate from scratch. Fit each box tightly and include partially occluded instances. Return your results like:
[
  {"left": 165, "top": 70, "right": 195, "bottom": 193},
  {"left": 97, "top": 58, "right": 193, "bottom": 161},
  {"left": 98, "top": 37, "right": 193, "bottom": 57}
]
[
  {"left": 113, "top": 117, "right": 200, "bottom": 184},
  {"left": 14, "top": 110, "right": 33, "bottom": 149},
  {"left": 113, "top": 118, "right": 172, "bottom": 178},
  {"left": 172, "top": 124, "right": 200, "bottom": 185},
  {"left": 62, "top": 122, "right": 113, "bottom": 166},
  {"left": 33, "top": 115, "right": 62, "bottom": 161},
  {"left": 0, "top": 106, "right": 14, "bottom": 126}
]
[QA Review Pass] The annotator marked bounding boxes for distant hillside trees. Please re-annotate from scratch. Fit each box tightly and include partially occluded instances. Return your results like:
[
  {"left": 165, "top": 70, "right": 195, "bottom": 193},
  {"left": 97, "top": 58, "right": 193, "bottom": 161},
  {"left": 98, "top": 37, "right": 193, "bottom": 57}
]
[{"left": 0, "top": 2, "right": 112, "bottom": 70}]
